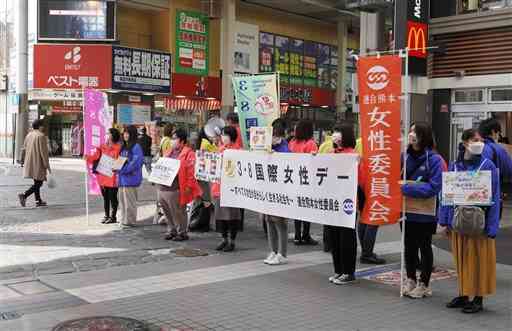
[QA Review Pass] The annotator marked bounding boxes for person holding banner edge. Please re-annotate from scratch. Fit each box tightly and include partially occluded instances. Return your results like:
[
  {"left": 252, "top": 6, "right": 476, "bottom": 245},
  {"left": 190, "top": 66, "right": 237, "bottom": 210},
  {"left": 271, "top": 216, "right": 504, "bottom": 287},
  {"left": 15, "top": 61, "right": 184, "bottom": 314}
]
[
  {"left": 85, "top": 128, "right": 122, "bottom": 224},
  {"left": 439, "top": 128, "right": 500, "bottom": 314},
  {"left": 401, "top": 122, "right": 443, "bottom": 299},
  {"left": 288, "top": 120, "right": 319, "bottom": 246}
]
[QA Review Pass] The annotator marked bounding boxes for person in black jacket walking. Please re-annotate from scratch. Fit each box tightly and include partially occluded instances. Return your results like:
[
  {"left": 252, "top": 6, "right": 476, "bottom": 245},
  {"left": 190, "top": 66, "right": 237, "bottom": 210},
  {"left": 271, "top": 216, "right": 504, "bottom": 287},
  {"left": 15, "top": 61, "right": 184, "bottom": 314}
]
[{"left": 138, "top": 127, "right": 153, "bottom": 176}]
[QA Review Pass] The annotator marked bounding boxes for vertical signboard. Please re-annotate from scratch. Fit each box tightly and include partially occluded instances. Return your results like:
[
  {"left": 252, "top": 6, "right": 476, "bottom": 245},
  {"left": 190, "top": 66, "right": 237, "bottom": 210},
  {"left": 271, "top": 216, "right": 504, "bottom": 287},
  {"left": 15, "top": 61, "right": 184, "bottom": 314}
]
[
  {"left": 175, "top": 10, "right": 209, "bottom": 76},
  {"left": 358, "top": 56, "right": 403, "bottom": 225},
  {"left": 233, "top": 22, "right": 259, "bottom": 74}
]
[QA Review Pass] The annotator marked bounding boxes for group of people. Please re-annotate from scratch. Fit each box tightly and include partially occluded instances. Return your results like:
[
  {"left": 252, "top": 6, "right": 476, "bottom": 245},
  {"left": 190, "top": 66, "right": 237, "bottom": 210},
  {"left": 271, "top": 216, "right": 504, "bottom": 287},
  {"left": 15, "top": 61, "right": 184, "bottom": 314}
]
[{"left": 18, "top": 114, "right": 511, "bottom": 314}]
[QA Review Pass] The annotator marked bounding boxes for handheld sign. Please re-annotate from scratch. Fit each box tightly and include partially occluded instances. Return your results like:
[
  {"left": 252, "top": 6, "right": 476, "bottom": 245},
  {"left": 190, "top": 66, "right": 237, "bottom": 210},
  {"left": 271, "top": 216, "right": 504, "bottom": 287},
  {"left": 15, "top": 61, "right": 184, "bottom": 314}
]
[
  {"left": 149, "top": 157, "right": 181, "bottom": 186},
  {"left": 249, "top": 126, "right": 273, "bottom": 151}
]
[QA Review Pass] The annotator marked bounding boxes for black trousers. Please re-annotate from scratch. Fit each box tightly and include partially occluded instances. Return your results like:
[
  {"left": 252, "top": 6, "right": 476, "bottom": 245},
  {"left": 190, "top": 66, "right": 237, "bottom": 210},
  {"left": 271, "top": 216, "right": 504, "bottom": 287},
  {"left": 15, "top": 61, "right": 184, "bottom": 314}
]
[
  {"left": 219, "top": 221, "right": 238, "bottom": 240},
  {"left": 404, "top": 222, "right": 435, "bottom": 286},
  {"left": 294, "top": 221, "right": 312, "bottom": 240},
  {"left": 101, "top": 187, "right": 119, "bottom": 219},
  {"left": 24, "top": 180, "right": 43, "bottom": 202},
  {"left": 326, "top": 225, "right": 357, "bottom": 275}
]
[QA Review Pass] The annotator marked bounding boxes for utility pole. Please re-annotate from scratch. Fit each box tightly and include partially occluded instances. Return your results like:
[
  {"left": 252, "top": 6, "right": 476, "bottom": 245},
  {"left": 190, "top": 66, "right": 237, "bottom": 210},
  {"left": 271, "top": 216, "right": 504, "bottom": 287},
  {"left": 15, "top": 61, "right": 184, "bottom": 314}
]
[{"left": 14, "top": 0, "right": 28, "bottom": 162}]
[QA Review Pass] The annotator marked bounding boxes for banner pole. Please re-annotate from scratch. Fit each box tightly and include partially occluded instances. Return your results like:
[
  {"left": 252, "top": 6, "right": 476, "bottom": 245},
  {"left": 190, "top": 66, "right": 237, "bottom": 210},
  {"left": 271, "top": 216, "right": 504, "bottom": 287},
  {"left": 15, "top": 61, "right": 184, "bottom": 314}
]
[
  {"left": 400, "top": 48, "right": 410, "bottom": 297},
  {"left": 277, "top": 72, "right": 281, "bottom": 115},
  {"left": 85, "top": 168, "right": 89, "bottom": 227}
]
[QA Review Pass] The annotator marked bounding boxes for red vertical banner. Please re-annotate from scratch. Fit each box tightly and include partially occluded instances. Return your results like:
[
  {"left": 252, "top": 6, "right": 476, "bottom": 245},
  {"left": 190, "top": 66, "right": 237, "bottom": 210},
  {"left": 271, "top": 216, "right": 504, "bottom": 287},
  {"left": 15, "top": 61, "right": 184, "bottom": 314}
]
[{"left": 359, "top": 56, "right": 402, "bottom": 225}]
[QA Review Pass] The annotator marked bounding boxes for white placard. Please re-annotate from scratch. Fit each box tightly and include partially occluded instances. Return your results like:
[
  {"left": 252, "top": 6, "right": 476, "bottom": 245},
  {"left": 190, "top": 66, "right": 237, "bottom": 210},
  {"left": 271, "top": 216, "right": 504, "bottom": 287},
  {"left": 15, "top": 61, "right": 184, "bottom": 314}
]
[
  {"left": 112, "top": 156, "right": 127, "bottom": 171},
  {"left": 442, "top": 170, "right": 492, "bottom": 206},
  {"left": 249, "top": 127, "right": 273, "bottom": 151},
  {"left": 195, "top": 151, "right": 222, "bottom": 183},
  {"left": 220, "top": 150, "right": 358, "bottom": 228},
  {"left": 149, "top": 157, "right": 181, "bottom": 186},
  {"left": 96, "top": 154, "right": 115, "bottom": 177}
]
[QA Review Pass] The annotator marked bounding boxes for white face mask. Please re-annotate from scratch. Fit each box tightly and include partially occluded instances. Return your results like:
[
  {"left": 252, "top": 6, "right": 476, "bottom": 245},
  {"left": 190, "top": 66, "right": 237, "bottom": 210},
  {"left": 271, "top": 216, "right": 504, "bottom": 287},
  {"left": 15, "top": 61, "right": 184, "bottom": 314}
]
[
  {"left": 272, "top": 137, "right": 282, "bottom": 145},
  {"left": 221, "top": 135, "right": 230, "bottom": 145},
  {"left": 332, "top": 132, "right": 342, "bottom": 145},
  {"left": 409, "top": 132, "right": 418, "bottom": 144},
  {"left": 467, "top": 141, "right": 484, "bottom": 155}
]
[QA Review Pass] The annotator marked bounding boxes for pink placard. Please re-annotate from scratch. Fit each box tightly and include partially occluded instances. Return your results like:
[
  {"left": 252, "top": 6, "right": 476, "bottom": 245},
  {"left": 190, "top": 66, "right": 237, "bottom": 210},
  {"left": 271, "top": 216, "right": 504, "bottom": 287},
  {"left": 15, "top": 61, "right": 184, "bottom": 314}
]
[{"left": 83, "top": 88, "right": 113, "bottom": 195}]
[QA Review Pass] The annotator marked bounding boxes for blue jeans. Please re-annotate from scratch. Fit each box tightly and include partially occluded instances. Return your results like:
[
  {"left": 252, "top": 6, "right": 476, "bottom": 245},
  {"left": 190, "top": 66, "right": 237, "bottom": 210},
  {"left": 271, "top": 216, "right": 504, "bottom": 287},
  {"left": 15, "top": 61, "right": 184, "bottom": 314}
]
[{"left": 357, "top": 222, "right": 379, "bottom": 257}]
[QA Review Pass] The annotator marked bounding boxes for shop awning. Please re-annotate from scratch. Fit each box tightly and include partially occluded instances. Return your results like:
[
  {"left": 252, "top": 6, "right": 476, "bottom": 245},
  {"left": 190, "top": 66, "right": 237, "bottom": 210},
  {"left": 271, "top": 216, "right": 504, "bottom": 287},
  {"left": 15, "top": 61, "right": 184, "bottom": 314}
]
[{"left": 165, "top": 97, "right": 221, "bottom": 112}]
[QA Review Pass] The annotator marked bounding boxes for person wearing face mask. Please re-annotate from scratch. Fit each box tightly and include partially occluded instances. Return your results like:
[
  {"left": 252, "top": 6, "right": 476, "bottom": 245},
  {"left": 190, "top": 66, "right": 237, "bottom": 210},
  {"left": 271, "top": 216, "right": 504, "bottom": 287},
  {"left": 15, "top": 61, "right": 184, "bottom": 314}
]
[
  {"left": 85, "top": 128, "right": 122, "bottom": 224},
  {"left": 158, "top": 128, "right": 202, "bottom": 241},
  {"left": 400, "top": 122, "right": 444, "bottom": 299},
  {"left": 262, "top": 119, "right": 290, "bottom": 265},
  {"left": 211, "top": 126, "right": 242, "bottom": 252},
  {"left": 439, "top": 129, "right": 500, "bottom": 314}
]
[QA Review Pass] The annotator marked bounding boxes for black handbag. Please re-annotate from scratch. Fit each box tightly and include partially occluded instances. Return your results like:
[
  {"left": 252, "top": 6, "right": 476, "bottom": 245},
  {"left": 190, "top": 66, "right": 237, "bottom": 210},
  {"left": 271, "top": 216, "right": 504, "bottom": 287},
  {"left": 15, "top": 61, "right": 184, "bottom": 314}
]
[{"left": 189, "top": 201, "right": 212, "bottom": 232}]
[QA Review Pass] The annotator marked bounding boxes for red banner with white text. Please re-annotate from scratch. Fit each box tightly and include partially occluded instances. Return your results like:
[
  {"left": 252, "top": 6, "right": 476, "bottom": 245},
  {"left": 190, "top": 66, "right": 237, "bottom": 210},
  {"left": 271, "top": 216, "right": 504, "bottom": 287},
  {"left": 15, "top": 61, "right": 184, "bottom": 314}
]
[{"left": 358, "top": 55, "right": 402, "bottom": 225}]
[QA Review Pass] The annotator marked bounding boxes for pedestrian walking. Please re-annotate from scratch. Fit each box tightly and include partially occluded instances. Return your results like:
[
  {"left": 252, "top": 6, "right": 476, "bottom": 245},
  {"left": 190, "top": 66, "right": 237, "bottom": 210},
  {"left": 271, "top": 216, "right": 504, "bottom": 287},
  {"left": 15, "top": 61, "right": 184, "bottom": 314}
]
[
  {"left": 86, "top": 128, "right": 122, "bottom": 224},
  {"left": 440, "top": 129, "right": 500, "bottom": 314},
  {"left": 263, "top": 119, "right": 289, "bottom": 266},
  {"left": 138, "top": 127, "right": 153, "bottom": 175},
  {"left": 401, "top": 122, "right": 444, "bottom": 299},
  {"left": 117, "top": 125, "right": 144, "bottom": 227},
  {"left": 158, "top": 128, "right": 202, "bottom": 241},
  {"left": 288, "top": 120, "right": 318, "bottom": 245},
  {"left": 324, "top": 124, "right": 359, "bottom": 285},
  {"left": 212, "top": 126, "right": 242, "bottom": 252},
  {"left": 18, "top": 119, "right": 51, "bottom": 207}
]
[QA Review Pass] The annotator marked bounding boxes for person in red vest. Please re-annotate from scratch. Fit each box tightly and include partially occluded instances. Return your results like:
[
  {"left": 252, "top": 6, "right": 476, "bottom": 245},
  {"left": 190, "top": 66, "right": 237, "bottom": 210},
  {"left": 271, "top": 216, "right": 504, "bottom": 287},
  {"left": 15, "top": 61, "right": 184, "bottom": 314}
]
[{"left": 226, "top": 112, "right": 243, "bottom": 149}]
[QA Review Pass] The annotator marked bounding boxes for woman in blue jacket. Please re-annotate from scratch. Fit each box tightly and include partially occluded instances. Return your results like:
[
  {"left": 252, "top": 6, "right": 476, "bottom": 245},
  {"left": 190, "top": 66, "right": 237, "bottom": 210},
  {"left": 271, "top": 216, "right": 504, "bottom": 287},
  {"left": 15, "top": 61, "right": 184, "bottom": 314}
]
[
  {"left": 439, "top": 128, "right": 500, "bottom": 314},
  {"left": 118, "top": 125, "right": 144, "bottom": 227},
  {"left": 401, "top": 122, "right": 444, "bottom": 299}
]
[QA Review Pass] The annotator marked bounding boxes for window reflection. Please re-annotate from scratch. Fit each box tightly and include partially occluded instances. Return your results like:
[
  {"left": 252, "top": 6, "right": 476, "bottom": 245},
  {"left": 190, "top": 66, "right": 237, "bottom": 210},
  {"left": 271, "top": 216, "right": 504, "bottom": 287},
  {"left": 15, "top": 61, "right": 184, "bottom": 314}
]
[{"left": 459, "top": 0, "right": 512, "bottom": 13}]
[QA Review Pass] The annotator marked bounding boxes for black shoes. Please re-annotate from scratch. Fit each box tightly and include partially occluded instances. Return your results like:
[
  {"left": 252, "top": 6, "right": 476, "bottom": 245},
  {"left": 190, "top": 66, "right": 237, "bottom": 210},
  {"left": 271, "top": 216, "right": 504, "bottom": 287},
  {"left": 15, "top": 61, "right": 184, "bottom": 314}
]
[
  {"left": 172, "top": 234, "right": 189, "bottom": 242},
  {"left": 216, "top": 240, "right": 228, "bottom": 251},
  {"left": 294, "top": 236, "right": 318, "bottom": 246},
  {"left": 101, "top": 216, "right": 110, "bottom": 224},
  {"left": 463, "top": 297, "right": 483, "bottom": 314},
  {"left": 36, "top": 201, "right": 47, "bottom": 207},
  {"left": 18, "top": 194, "right": 26, "bottom": 207},
  {"left": 446, "top": 296, "right": 469, "bottom": 308},
  {"left": 104, "top": 217, "right": 117, "bottom": 224},
  {"left": 223, "top": 242, "right": 235, "bottom": 252},
  {"left": 360, "top": 254, "right": 386, "bottom": 265},
  {"left": 165, "top": 233, "right": 177, "bottom": 241}
]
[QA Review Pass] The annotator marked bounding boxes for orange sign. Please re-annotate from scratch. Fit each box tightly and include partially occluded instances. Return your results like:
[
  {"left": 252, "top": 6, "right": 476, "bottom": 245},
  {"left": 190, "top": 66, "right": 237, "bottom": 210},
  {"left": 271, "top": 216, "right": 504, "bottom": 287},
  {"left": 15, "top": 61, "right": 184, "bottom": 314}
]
[
  {"left": 358, "top": 55, "right": 402, "bottom": 226},
  {"left": 407, "top": 21, "right": 428, "bottom": 58}
]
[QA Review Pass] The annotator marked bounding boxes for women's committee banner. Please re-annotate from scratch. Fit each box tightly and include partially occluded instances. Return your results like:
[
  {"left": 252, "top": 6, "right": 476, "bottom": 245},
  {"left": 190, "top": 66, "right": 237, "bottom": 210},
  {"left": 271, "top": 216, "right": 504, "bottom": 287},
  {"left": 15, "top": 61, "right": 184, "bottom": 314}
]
[
  {"left": 358, "top": 55, "right": 402, "bottom": 226},
  {"left": 232, "top": 73, "right": 280, "bottom": 148},
  {"left": 220, "top": 150, "right": 359, "bottom": 228}
]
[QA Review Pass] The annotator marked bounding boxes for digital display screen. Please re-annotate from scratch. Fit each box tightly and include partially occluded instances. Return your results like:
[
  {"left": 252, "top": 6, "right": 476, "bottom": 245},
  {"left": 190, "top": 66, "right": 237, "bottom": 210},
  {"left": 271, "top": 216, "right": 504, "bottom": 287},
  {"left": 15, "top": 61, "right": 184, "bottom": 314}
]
[{"left": 38, "top": 0, "right": 116, "bottom": 41}]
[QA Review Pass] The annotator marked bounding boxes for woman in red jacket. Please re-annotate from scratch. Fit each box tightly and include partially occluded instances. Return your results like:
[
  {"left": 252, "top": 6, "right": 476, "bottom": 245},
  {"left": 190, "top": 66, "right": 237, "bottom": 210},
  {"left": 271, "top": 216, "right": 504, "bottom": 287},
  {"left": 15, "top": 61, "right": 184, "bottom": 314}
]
[
  {"left": 158, "top": 128, "right": 202, "bottom": 241},
  {"left": 86, "top": 128, "right": 122, "bottom": 224},
  {"left": 288, "top": 120, "right": 318, "bottom": 245},
  {"left": 212, "top": 126, "right": 242, "bottom": 252}
]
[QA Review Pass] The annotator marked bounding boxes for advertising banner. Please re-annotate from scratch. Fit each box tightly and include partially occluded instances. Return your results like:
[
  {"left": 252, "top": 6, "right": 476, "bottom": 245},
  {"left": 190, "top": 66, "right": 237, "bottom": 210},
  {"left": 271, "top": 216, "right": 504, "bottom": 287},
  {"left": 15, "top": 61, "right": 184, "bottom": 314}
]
[
  {"left": 117, "top": 104, "right": 151, "bottom": 125},
  {"left": 442, "top": 171, "right": 492, "bottom": 206},
  {"left": 34, "top": 44, "right": 113, "bottom": 89},
  {"left": 176, "top": 10, "right": 209, "bottom": 76},
  {"left": 232, "top": 73, "right": 280, "bottom": 148},
  {"left": 195, "top": 151, "right": 222, "bottom": 183},
  {"left": 234, "top": 22, "right": 259, "bottom": 74},
  {"left": 112, "top": 46, "right": 171, "bottom": 93},
  {"left": 220, "top": 150, "right": 359, "bottom": 228},
  {"left": 149, "top": 158, "right": 181, "bottom": 186},
  {"left": 358, "top": 55, "right": 402, "bottom": 225},
  {"left": 83, "top": 88, "right": 113, "bottom": 195}
]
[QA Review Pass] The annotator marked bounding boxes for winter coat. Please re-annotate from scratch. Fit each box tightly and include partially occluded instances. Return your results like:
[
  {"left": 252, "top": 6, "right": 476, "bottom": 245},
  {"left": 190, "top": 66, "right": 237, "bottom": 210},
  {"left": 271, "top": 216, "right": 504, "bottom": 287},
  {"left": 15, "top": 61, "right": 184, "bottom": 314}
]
[
  {"left": 482, "top": 137, "right": 512, "bottom": 183},
  {"left": 272, "top": 139, "right": 290, "bottom": 153},
  {"left": 401, "top": 148, "right": 444, "bottom": 223},
  {"left": 288, "top": 138, "right": 318, "bottom": 154},
  {"left": 211, "top": 142, "right": 240, "bottom": 198},
  {"left": 176, "top": 146, "right": 203, "bottom": 206},
  {"left": 118, "top": 143, "right": 144, "bottom": 187},
  {"left": 23, "top": 130, "right": 50, "bottom": 181},
  {"left": 138, "top": 134, "right": 152, "bottom": 157},
  {"left": 439, "top": 156, "right": 501, "bottom": 238},
  {"left": 234, "top": 125, "right": 243, "bottom": 149},
  {"left": 86, "top": 143, "right": 122, "bottom": 188}
]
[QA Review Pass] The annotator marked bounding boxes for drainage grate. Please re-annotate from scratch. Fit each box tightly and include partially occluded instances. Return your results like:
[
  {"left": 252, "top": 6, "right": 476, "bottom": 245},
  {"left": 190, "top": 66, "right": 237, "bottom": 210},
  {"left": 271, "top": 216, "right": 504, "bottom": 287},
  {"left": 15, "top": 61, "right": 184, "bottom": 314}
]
[{"left": 0, "top": 311, "right": 23, "bottom": 321}]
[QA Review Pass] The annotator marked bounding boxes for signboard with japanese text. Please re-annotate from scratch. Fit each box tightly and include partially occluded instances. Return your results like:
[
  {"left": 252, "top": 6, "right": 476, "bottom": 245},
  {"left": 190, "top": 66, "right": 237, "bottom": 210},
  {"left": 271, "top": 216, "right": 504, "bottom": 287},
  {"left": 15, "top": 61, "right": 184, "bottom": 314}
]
[
  {"left": 175, "top": 10, "right": 209, "bottom": 76},
  {"left": 34, "top": 44, "right": 112, "bottom": 89},
  {"left": 220, "top": 150, "right": 359, "bottom": 228},
  {"left": 250, "top": 127, "right": 273, "bottom": 151},
  {"left": 358, "top": 56, "right": 403, "bottom": 225},
  {"left": 96, "top": 154, "right": 115, "bottom": 178},
  {"left": 289, "top": 39, "right": 304, "bottom": 86},
  {"left": 149, "top": 157, "right": 181, "bottom": 186},
  {"left": 84, "top": 89, "right": 113, "bottom": 195},
  {"left": 234, "top": 22, "right": 259, "bottom": 74},
  {"left": 29, "top": 89, "right": 83, "bottom": 101},
  {"left": 117, "top": 104, "right": 151, "bottom": 125},
  {"left": 442, "top": 171, "right": 492, "bottom": 206},
  {"left": 275, "top": 36, "right": 290, "bottom": 85},
  {"left": 232, "top": 73, "right": 280, "bottom": 149},
  {"left": 195, "top": 151, "right": 222, "bottom": 183},
  {"left": 259, "top": 32, "right": 274, "bottom": 73},
  {"left": 112, "top": 46, "right": 171, "bottom": 93}
]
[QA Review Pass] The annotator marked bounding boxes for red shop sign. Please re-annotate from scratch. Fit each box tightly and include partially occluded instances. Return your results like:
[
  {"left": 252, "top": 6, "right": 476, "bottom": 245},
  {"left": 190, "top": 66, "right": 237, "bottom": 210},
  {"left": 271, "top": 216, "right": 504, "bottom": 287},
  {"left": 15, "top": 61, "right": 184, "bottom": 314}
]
[{"left": 34, "top": 44, "right": 113, "bottom": 90}]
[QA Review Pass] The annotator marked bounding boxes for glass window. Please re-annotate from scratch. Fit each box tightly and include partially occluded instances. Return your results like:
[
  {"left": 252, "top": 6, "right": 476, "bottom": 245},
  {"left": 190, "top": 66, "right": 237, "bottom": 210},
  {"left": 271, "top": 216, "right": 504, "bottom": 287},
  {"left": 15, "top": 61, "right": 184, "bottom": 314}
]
[
  {"left": 489, "top": 89, "right": 512, "bottom": 102},
  {"left": 453, "top": 89, "right": 485, "bottom": 103}
]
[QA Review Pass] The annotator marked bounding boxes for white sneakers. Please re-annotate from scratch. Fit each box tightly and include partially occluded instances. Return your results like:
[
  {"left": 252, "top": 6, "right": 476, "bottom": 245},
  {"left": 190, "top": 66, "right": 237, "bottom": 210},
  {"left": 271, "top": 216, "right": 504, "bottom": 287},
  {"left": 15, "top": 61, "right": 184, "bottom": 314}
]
[
  {"left": 402, "top": 279, "right": 417, "bottom": 296},
  {"left": 329, "top": 274, "right": 341, "bottom": 282},
  {"left": 408, "top": 282, "right": 432, "bottom": 299},
  {"left": 264, "top": 252, "right": 288, "bottom": 265}
]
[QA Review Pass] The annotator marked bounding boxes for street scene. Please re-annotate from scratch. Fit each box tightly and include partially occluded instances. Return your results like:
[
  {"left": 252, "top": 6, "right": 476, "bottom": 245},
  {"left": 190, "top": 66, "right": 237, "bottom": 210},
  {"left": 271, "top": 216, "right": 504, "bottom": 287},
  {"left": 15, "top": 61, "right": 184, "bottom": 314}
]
[{"left": 1, "top": 1, "right": 512, "bottom": 331}]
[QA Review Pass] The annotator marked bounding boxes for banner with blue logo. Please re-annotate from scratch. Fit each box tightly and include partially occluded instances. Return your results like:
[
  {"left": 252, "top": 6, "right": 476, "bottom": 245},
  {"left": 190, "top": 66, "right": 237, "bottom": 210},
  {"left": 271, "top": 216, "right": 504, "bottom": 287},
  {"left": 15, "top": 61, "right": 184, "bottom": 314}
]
[
  {"left": 232, "top": 73, "right": 280, "bottom": 148},
  {"left": 220, "top": 149, "right": 358, "bottom": 228}
]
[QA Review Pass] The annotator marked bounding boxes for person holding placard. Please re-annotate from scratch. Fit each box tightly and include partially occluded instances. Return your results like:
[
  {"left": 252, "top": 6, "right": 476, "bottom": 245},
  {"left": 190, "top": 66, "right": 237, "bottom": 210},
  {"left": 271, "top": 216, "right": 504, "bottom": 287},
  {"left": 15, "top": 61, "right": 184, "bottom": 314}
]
[
  {"left": 262, "top": 119, "right": 290, "bottom": 265},
  {"left": 288, "top": 120, "right": 319, "bottom": 246},
  {"left": 439, "top": 129, "right": 500, "bottom": 314},
  {"left": 401, "top": 122, "right": 444, "bottom": 299},
  {"left": 158, "top": 128, "right": 202, "bottom": 241},
  {"left": 117, "top": 126, "right": 144, "bottom": 227},
  {"left": 86, "top": 128, "right": 122, "bottom": 224},
  {"left": 212, "top": 126, "right": 242, "bottom": 252}
]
